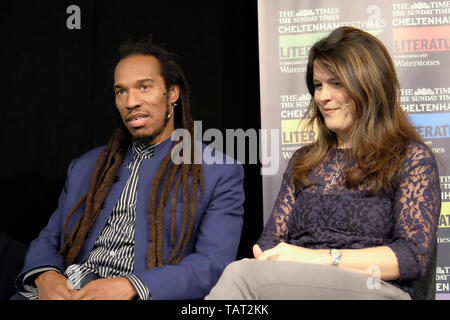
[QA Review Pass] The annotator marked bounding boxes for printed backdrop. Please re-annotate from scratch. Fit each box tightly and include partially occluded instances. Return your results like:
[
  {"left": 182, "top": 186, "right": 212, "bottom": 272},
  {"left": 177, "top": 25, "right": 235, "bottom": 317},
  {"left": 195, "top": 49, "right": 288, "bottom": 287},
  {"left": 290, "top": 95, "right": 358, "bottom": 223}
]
[{"left": 258, "top": 0, "right": 450, "bottom": 299}]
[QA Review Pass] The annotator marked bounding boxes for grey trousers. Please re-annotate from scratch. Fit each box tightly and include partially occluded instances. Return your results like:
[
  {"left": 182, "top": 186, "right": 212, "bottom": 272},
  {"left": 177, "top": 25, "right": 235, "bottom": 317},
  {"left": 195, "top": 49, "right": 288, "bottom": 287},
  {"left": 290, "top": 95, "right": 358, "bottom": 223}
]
[{"left": 205, "top": 260, "right": 411, "bottom": 300}]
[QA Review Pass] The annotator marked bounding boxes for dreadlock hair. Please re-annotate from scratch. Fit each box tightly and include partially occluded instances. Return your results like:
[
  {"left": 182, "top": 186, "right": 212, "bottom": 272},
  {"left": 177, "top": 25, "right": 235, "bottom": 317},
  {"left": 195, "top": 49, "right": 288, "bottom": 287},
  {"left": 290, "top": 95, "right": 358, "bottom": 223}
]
[{"left": 59, "top": 36, "right": 204, "bottom": 269}]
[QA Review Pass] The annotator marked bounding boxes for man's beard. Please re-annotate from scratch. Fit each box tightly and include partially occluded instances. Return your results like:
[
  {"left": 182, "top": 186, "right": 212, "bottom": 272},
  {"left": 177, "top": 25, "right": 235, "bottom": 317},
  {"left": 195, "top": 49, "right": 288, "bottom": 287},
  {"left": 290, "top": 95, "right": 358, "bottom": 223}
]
[
  {"left": 131, "top": 104, "right": 171, "bottom": 146},
  {"left": 132, "top": 134, "right": 156, "bottom": 146}
]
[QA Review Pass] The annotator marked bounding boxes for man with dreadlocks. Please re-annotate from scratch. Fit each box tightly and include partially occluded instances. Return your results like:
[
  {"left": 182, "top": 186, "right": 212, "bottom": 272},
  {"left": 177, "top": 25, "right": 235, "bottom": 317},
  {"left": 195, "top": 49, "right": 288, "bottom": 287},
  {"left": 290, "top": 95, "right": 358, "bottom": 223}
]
[{"left": 13, "top": 38, "right": 244, "bottom": 300}]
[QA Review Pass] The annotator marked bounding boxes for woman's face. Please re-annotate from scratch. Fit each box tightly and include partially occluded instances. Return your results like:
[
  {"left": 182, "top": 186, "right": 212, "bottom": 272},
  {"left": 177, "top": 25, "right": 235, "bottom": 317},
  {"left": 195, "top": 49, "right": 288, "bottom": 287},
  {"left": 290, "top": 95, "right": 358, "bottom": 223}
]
[{"left": 313, "top": 60, "right": 356, "bottom": 147}]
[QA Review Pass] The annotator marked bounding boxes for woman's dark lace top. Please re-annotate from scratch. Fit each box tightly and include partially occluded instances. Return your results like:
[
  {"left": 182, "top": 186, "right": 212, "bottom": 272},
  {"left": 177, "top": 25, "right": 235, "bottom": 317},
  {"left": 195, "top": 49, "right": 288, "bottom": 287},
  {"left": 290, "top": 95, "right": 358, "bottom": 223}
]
[{"left": 258, "top": 140, "right": 441, "bottom": 296}]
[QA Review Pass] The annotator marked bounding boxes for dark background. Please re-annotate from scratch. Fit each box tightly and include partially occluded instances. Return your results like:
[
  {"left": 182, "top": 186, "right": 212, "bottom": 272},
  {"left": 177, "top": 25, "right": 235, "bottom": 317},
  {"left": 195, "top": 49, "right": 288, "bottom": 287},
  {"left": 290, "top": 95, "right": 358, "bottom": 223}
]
[{"left": 0, "top": 0, "right": 263, "bottom": 297}]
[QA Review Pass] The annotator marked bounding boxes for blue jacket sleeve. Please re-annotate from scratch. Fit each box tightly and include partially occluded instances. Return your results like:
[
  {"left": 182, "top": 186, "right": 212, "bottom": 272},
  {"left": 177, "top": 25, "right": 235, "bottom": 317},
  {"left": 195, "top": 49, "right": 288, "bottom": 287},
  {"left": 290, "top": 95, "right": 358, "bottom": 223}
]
[{"left": 15, "top": 160, "right": 77, "bottom": 288}]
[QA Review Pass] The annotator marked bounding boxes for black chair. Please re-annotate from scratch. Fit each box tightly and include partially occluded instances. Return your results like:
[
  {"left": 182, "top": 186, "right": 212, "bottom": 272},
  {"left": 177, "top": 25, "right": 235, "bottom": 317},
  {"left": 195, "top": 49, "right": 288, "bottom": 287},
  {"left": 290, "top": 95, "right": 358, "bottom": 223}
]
[
  {"left": 0, "top": 232, "right": 27, "bottom": 300},
  {"left": 412, "top": 242, "right": 437, "bottom": 300}
]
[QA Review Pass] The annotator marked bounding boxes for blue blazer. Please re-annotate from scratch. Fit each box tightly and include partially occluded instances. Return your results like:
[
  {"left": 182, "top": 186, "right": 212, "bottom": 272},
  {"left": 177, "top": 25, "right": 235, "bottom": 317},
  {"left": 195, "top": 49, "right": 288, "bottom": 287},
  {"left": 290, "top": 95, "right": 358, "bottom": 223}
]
[{"left": 17, "top": 137, "right": 245, "bottom": 299}]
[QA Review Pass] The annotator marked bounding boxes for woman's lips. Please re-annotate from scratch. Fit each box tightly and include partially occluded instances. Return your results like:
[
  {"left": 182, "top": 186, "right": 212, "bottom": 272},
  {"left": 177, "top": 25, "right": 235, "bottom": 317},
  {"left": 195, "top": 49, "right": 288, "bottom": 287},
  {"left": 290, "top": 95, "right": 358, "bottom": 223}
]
[{"left": 322, "top": 108, "right": 339, "bottom": 115}]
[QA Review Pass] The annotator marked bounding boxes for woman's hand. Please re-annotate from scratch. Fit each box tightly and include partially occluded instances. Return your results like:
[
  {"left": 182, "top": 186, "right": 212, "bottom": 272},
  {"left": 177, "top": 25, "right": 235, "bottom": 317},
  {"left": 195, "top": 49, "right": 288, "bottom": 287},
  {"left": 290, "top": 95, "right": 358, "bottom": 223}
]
[{"left": 253, "top": 243, "right": 329, "bottom": 264}]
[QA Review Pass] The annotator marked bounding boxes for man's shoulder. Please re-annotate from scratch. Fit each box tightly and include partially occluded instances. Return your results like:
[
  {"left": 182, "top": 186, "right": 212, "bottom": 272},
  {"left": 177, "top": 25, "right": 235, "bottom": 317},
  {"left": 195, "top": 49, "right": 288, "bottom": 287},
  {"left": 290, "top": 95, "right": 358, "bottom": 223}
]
[
  {"left": 69, "top": 145, "right": 106, "bottom": 170},
  {"left": 194, "top": 142, "right": 244, "bottom": 198},
  {"left": 196, "top": 141, "right": 241, "bottom": 166}
]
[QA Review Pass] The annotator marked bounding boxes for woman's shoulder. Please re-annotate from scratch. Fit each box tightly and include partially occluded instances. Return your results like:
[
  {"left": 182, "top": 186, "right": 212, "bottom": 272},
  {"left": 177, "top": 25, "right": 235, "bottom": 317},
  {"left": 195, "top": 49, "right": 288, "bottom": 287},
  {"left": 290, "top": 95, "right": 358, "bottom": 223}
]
[
  {"left": 400, "top": 139, "right": 439, "bottom": 175},
  {"left": 291, "top": 144, "right": 312, "bottom": 161},
  {"left": 403, "top": 139, "right": 435, "bottom": 163},
  {"left": 282, "top": 145, "right": 310, "bottom": 177}
]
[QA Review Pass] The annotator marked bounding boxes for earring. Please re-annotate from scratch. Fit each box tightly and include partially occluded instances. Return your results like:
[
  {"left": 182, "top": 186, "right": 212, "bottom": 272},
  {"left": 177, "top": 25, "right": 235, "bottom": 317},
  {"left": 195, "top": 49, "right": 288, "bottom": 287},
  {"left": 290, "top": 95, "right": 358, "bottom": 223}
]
[{"left": 167, "top": 103, "right": 176, "bottom": 119}]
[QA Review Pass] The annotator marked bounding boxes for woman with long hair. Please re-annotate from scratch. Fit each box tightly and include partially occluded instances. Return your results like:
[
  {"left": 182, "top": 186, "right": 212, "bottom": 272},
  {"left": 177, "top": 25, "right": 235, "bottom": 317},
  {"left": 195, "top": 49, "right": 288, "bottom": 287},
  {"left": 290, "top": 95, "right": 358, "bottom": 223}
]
[{"left": 206, "top": 26, "right": 441, "bottom": 300}]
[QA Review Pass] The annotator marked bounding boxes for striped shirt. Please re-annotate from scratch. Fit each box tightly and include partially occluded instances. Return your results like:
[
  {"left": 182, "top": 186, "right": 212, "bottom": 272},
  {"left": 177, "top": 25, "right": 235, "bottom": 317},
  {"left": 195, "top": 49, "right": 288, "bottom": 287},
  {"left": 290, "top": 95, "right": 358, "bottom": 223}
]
[{"left": 20, "top": 141, "right": 155, "bottom": 300}]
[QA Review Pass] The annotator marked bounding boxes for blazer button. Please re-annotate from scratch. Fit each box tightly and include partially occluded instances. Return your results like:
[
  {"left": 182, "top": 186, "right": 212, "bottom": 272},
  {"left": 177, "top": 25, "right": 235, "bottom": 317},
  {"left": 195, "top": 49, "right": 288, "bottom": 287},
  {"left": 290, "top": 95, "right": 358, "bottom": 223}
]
[
  {"left": 101, "top": 202, "right": 106, "bottom": 209},
  {"left": 113, "top": 175, "right": 120, "bottom": 183}
]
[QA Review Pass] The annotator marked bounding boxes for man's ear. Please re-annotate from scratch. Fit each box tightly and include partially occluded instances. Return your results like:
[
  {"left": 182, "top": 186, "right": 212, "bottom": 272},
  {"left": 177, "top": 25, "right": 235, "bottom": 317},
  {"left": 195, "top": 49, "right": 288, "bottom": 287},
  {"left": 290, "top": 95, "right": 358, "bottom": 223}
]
[{"left": 168, "top": 85, "right": 180, "bottom": 104}]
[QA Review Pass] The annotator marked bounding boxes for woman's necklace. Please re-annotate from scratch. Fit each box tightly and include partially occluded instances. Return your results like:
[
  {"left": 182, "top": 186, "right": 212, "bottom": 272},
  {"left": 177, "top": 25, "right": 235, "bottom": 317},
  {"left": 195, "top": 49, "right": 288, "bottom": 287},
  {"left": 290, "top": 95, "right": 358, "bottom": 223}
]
[{"left": 330, "top": 150, "right": 345, "bottom": 186}]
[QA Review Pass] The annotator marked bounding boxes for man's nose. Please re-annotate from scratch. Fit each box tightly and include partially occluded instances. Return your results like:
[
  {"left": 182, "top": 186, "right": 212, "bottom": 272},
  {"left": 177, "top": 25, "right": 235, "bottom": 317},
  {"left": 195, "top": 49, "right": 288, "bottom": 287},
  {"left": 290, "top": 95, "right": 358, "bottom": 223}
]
[{"left": 126, "top": 90, "right": 142, "bottom": 109}]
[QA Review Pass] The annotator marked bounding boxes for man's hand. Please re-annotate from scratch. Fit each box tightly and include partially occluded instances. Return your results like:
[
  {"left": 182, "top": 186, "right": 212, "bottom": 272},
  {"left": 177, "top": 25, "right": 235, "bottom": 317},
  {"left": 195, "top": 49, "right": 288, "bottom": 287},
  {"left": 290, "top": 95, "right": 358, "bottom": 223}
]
[
  {"left": 35, "top": 270, "right": 74, "bottom": 300},
  {"left": 71, "top": 277, "right": 137, "bottom": 300}
]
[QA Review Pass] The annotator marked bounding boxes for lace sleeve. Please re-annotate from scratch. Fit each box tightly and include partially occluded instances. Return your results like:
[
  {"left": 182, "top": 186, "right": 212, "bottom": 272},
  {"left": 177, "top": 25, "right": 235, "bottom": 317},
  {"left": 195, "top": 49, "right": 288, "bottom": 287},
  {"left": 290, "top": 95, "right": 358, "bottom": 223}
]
[
  {"left": 257, "top": 148, "right": 304, "bottom": 250},
  {"left": 387, "top": 142, "right": 441, "bottom": 282}
]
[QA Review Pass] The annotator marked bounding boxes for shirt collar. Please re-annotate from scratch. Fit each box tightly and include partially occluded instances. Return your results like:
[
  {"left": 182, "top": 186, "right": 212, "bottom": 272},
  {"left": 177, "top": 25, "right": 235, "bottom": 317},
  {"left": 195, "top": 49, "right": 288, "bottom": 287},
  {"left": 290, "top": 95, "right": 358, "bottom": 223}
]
[{"left": 131, "top": 140, "right": 156, "bottom": 159}]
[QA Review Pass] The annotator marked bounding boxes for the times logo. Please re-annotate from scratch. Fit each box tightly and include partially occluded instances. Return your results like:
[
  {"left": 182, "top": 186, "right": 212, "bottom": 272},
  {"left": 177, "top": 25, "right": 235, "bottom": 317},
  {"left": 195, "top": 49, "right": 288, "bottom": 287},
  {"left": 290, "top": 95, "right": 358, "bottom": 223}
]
[{"left": 437, "top": 266, "right": 450, "bottom": 292}]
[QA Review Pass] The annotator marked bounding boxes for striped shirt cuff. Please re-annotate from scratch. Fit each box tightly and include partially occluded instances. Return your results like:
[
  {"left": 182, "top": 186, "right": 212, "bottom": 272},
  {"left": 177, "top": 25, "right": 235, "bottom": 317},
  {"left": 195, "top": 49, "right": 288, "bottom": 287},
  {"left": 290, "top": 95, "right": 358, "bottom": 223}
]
[
  {"left": 125, "top": 274, "right": 151, "bottom": 300},
  {"left": 22, "top": 267, "right": 62, "bottom": 287},
  {"left": 19, "top": 267, "right": 63, "bottom": 300}
]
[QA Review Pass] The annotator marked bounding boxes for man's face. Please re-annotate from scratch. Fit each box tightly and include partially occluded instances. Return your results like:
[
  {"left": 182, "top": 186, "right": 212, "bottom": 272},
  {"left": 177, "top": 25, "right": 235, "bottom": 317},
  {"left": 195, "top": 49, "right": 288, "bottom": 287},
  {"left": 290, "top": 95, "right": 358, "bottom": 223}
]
[{"left": 114, "top": 54, "right": 179, "bottom": 144}]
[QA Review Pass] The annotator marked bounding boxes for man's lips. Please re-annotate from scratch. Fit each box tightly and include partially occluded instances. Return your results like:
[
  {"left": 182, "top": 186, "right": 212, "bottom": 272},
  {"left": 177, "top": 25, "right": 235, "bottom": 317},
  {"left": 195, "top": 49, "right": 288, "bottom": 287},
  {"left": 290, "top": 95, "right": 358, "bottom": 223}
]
[{"left": 126, "top": 113, "right": 149, "bottom": 127}]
